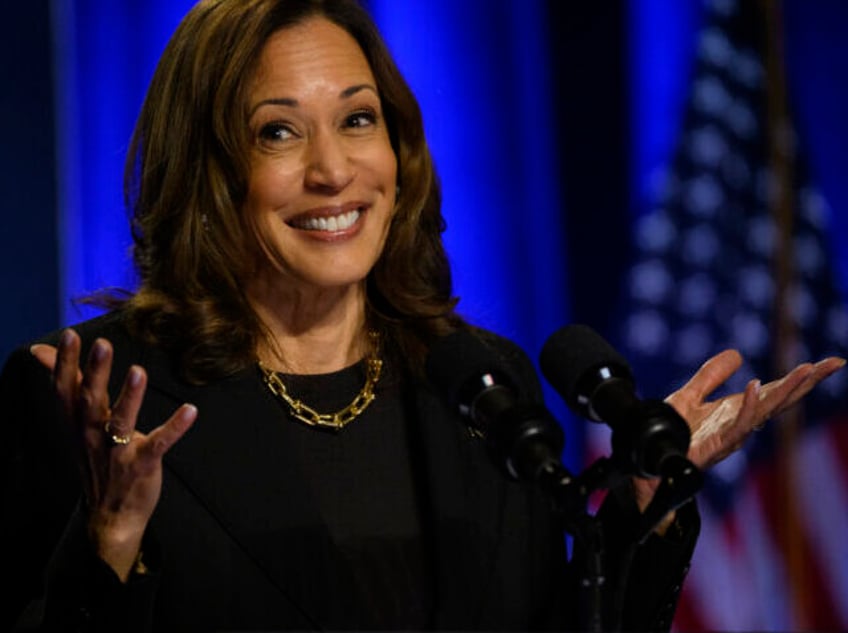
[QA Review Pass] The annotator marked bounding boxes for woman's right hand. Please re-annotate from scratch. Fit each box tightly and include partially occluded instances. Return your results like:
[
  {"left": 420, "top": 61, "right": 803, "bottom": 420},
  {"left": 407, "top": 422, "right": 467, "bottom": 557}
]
[{"left": 31, "top": 328, "right": 197, "bottom": 582}]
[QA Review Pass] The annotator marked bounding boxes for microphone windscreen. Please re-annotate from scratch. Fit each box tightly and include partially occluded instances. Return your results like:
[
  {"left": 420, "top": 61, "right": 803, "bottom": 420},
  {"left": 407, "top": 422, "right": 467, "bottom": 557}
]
[
  {"left": 539, "top": 324, "right": 632, "bottom": 410},
  {"left": 425, "top": 330, "right": 516, "bottom": 407}
]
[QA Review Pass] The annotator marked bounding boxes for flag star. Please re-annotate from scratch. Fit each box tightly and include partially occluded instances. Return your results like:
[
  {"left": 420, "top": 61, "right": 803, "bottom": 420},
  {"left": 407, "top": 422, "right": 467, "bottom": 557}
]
[
  {"left": 636, "top": 210, "right": 677, "bottom": 253},
  {"left": 625, "top": 311, "right": 670, "bottom": 356},
  {"left": 800, "top": 188, "right": 828, "bottom": 228},
  {"left": 630, "top": 260, "right": 674, "bottom": 303},
  {"left": 689, "top": 125, "right": 728, "bottom": 167},
  {"left": 730, "top": 49, "right": 763, "bottom": 89},
  {"left": 699, "top": 28, "right": 733, "bottom": 68},
  {"left": 731, "top": 311, "right": 769, "bottom": 356},
  {"left": 726, "top": 100, "right": 758, "bottom": 139},
  {"left": 694, "top": 76, "right": 732, "bottom": 116},
  {"left": 685, "top": 175, "right": 725, "bottom": 217}
]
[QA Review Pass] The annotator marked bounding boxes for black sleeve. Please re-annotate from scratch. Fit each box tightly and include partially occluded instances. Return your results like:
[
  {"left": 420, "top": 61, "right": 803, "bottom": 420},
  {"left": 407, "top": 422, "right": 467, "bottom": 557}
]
[
  {"left": 593, "top": 484, "right": 700, "bottom": 632},
  {"left": 0, "top": 345, "right": 80, "bottom": 631},
  {"left": 41, "top": 505, "right": 160, "bottom": 633}
]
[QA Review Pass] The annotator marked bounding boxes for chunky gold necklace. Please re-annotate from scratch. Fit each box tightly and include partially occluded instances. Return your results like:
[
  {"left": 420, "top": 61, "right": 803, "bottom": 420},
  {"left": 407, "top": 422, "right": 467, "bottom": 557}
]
[{"left": 258, "top": 331, "right": 383, "bottom": 432}]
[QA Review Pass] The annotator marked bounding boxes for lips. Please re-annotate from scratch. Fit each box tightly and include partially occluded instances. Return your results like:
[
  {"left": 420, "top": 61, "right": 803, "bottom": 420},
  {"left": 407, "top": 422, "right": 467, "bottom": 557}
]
[{"left": 286, "top": 204, "right": 365, "bottom": 233}]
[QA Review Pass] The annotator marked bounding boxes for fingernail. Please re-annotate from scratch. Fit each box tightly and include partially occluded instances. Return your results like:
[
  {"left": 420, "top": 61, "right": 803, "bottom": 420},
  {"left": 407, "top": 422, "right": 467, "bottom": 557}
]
[
  {"left": 60, "top": 329, "right": 74, "bottom": 348},
  {"left": 92, "top": 340, "right": 107, "bottom": 363},
  {"left": 128, "top": 366, "right": 142, "bottom": 387},
  {"left": 179, "top": 404, "right": 198, "bottom": 427}
]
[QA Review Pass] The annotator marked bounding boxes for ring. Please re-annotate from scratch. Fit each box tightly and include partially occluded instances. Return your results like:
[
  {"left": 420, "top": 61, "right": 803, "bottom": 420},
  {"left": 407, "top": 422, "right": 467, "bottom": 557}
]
[{"left": 104, "top": 420, "right": 132, "bottom": 446}]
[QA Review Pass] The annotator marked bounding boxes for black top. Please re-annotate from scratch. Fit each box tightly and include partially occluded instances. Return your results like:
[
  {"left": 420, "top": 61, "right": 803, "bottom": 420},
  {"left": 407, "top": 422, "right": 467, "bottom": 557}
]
[{"left": 270, "top": 359, "right": 434, "bottom": 629}]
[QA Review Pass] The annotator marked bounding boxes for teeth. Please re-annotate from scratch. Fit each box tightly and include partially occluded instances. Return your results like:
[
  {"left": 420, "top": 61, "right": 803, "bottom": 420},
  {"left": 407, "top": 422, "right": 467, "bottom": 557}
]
[{"left": 292, "top": 209, "right": 360, "bottom": 231}]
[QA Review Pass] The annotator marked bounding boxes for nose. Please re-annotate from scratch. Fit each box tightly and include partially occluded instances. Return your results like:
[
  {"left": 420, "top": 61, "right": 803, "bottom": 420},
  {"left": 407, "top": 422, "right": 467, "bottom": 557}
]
[{"left": 304, "top": 129, "right": 355, "bottom": 193}]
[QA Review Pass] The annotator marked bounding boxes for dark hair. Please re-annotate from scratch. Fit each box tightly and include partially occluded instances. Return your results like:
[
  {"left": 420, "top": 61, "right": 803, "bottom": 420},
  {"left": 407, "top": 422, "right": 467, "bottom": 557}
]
[{"left": 121, "top": 0, "right": 465, "bottom": 382}]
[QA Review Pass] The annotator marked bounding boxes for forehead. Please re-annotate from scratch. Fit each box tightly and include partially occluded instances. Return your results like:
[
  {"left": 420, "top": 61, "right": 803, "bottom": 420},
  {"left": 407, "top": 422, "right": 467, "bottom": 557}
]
[{"left": 250, "top": 17, "right": 376, "bottom": 95}]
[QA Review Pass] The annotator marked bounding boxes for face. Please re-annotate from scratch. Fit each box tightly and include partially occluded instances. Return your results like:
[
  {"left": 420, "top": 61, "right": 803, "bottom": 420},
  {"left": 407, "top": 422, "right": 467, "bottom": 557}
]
[{"left": 244, "top": 17, "right": 398, "bottom": 295}]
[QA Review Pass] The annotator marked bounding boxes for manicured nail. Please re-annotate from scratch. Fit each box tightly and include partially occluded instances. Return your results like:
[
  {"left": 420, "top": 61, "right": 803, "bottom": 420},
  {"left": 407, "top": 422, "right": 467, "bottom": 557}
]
[
  {"left": 128, "top": 366, "right": 142, "bottom": 388},
  {"left": 178, "top": 404, "right": 198, "bottom": 428},
  {"left": 92, "top": 340, "right": 108, "bottom": 363},
  {"left": 60, "top": 329, "right": 74, "bottom": 348}
]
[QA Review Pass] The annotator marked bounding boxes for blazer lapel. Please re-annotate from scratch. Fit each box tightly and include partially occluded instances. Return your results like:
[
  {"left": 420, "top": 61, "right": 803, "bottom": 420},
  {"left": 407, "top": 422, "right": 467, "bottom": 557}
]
[
  {"left": 137, "top": 348, "right": 367, "bottom": 629},
  {"left": 408, "top": 381, "right": 508, "bottom": 629}
]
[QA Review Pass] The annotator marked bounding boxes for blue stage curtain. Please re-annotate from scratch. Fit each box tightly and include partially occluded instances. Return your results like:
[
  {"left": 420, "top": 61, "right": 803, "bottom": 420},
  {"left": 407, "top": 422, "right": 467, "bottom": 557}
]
[{"left": 51, "top": 0, "right": 196, "bottom": 324}]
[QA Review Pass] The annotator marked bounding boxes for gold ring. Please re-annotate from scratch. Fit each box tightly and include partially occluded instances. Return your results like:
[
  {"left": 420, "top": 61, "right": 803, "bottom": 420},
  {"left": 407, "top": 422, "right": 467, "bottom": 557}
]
[{"left": 104, "top": 420, "right": 132, "bottom": 446}]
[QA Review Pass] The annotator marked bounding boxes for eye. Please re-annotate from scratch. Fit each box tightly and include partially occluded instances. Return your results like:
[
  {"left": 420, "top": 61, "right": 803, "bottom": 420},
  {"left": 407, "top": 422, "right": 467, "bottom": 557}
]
[
  {"left": 257, "top": 121, "right": 297, "bottom": 143},
  {"left": 344, "top": 109, "right": 378, "bottom": 129}
]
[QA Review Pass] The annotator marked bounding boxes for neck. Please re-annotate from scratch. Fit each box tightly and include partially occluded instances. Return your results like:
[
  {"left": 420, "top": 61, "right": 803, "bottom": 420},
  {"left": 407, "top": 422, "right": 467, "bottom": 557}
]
[{"left": 248, "top": 279, "right": 370, "bottom": 374}]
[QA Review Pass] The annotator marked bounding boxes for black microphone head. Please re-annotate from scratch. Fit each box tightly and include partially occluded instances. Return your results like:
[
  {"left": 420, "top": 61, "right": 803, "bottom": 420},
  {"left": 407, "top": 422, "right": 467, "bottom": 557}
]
[
  {"left": 426, "top": 330, "right": 517, "bottom": 410},
  {"left": 539, "top": 324, "right": 633, "bottom": 418},
  {"left": 427, "top": 329, "right": 566, "bottom": 482}
]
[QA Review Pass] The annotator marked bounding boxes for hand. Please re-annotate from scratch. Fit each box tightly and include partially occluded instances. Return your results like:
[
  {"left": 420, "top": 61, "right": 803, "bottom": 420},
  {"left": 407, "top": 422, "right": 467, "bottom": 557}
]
[
  {"left": 666, "top": 349, "right": 845, "bottom": 470},
  {"left": 31, "top": 329, "right": 197, "bottom": 581},
  {"left": 631, "top": 349, "right": 845, "bottom": 526}
]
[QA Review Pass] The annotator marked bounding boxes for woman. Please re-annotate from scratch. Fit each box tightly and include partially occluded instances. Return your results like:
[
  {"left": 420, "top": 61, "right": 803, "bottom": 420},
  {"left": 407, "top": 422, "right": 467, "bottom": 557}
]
[{"left": 2, "top": 0, "right": 843, "bottom": 631}]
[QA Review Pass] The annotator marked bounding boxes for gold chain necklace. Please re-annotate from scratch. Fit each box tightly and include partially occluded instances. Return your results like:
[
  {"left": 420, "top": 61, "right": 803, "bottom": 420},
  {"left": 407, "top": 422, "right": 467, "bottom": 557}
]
[{"left": 258, "top": 331, "right": 383, "bottom": 432}]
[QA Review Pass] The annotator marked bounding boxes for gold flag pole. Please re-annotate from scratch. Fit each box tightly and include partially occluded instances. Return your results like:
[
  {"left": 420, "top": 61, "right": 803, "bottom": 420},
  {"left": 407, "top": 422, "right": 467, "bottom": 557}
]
[{"left": 760, "top": 0, "right": 809, "bottom": 627}]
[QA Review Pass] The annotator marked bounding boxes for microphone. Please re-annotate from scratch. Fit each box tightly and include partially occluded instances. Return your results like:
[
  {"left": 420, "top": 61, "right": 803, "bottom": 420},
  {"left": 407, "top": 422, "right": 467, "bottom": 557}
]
[
  {"left": 426, "top": 330, "right": 565, "bottom": 483},
  {"left": 539, "top": 324, "right": 691, "bottom": 479}
]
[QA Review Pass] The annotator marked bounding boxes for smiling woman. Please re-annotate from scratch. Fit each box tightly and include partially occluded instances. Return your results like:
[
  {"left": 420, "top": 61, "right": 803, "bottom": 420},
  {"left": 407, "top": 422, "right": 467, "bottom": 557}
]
[
  {"left": 1, "top": 0, "right": 843, "bottom": 631},
  {"left": 244, "top": 19, "right": 400, "bottom": 360}
]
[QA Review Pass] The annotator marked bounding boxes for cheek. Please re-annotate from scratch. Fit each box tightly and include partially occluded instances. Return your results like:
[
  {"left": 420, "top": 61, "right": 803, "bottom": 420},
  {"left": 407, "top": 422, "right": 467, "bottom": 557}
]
[
  {"left": 246, "top": 159, "right": 301, "bottom": 211},
  {"left": 245, "top": 176, "right": 271, "bottom": 218}
]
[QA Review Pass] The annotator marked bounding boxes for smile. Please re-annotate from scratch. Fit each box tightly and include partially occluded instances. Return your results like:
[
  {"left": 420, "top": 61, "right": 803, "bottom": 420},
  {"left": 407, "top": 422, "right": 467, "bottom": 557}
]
[{"left": 288, "top": 208, "right": 362, "bottom": 232}]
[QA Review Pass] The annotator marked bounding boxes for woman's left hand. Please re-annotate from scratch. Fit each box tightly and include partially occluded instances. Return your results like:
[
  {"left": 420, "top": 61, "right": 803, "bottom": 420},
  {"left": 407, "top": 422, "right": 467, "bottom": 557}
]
[
  {"left": 667, "top": 349, "right": 844, "bottom": 470},
  {"left": 632, "top": 349, "right": 845, "bottom": 519}
]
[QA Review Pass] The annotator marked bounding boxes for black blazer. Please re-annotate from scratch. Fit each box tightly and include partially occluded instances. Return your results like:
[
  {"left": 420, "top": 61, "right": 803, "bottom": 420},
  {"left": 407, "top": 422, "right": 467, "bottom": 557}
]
[{"left": 2, "top": 312, "right": 698, "bottom": 632}]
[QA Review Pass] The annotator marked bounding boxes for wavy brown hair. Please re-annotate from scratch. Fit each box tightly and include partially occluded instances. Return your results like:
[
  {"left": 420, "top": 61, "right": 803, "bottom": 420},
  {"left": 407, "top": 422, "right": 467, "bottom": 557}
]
[{"left": 121, "top": 0, "right": 466, "bottom": 383}]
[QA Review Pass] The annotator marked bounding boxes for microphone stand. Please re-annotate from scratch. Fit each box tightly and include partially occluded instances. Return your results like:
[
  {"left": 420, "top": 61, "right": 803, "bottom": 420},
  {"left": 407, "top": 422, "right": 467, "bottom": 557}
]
[
  {"left": 516, "top": 443, "right": 622, "bottom": 633},
  {"left": 521, "top": 442, "right": 703, "bottom": 633},
  {"left": 485, "top": 395, "right": 704, "bottom": 631}
]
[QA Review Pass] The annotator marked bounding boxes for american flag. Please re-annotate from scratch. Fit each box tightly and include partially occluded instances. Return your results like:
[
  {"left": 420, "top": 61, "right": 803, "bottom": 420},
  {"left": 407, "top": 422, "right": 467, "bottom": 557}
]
[{"left": 597, "top": 0, "right": 848, "bottom": 629}]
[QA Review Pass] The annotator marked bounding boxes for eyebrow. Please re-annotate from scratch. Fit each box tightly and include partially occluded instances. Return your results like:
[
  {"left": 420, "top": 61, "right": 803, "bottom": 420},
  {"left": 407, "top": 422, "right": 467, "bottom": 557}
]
[{"left": 249, "top": 83, "right": 378, "bottom": 117}]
